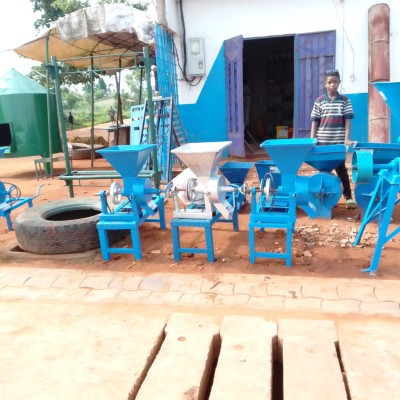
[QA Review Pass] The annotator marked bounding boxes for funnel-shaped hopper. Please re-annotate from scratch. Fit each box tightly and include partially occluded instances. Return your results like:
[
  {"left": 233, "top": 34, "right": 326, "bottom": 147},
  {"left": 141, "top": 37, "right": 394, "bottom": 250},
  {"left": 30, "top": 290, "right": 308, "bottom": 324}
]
[
  {"left": 373, "top": 82, "right": 400, "bottom": 122},
  {"left": 97, "top": 145, "right": 156, "bottom": 177},
  {"left": 0, "top": 146, "right": 9, "bottom": 158},
  {"left": 171, "top": 142, "right": 232, "bottom": 181},
  {"left": 260, "top": 138, "right": 316, "bottom": 175},
  {"left": 261, "top": 138, "right": 316, "bottom": 192},
  {"left": 220, "top": 161, "right": 254, "bottom": 186},
  {"left": 304, "top": 144, "right": 346, "bottom": 172}
]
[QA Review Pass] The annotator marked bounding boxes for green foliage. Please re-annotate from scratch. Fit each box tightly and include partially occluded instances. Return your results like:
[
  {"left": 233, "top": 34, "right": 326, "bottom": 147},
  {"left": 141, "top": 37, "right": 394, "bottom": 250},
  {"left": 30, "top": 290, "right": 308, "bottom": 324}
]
[
  {"left": 31, "top": 0, "right": 89, "bottom": 30},
  {"left": 31, "top": 0, "right": 149, "bottom": 31},
  {"left": 125, "top": 68, "right": 147, "bottom": 105},
  {"left": 28, "top": 0, "right": 148, "bottom": 129},
  {"left": 97, "top": 0, "right": 149, "bottom": 11},
  {"left": 61, "top": 86, "right": 133, "bottom": 129},
  {"left": 28, "top": 62, "right": 96, "bottom": 87}
]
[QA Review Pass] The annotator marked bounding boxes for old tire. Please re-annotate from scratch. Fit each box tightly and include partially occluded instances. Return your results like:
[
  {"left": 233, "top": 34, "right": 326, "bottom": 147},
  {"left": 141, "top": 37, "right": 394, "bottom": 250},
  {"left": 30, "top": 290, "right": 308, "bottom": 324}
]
[{"left": 14, "top": 198, "right": 113, "bottom": 254}]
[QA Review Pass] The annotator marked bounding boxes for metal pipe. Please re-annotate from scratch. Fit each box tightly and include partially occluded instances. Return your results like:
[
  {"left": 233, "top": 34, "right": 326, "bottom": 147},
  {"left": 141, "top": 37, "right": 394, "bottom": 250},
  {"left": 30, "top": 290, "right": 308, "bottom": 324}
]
[
  {"left": 51, "top": 56, "right": 74, "bottom": 198},
  {"left": 368, "top": 3, "right": 390, "bottom": 143},
  {"left": 144, "top": 46, "right": 160, "bottom": 189}
]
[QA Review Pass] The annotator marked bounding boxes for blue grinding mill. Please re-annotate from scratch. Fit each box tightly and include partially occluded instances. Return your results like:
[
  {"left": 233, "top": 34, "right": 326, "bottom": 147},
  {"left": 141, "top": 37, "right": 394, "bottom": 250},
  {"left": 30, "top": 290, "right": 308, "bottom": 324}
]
[
  {"left": 352, "top": 149, "right": 400, "bottom": 275},
  {"left": 96, "top": 145, "right": 166, "bottom": 261},
  {"left": 352, "top": 142, "right": 400, "bottom": 217},
  {"left": 253, "top": 144, "right": 344, "bottom": 219},
  {"left": 219, "top": 161, "right": 254, "bottom": 211},
  {"left": 349, "top": 81, "right": 400, "bottom": 275},
  {"left": 166, "top": 141, "right": 245, "bottom": 262},
  {"left": 249, "top": 138, "right": 316, "bottom": 266},
  {"left": 0, "top": 146, "right": 43, "bottom": 231},
  {"left": 302, "top": 144, "right": 345, "bottom": 218}
]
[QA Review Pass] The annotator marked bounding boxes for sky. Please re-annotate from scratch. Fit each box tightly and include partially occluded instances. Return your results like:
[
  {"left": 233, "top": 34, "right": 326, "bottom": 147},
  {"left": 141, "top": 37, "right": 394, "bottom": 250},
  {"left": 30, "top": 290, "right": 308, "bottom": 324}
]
[{"left": 0, "top": 0, "right": 42, "bottom": 76}]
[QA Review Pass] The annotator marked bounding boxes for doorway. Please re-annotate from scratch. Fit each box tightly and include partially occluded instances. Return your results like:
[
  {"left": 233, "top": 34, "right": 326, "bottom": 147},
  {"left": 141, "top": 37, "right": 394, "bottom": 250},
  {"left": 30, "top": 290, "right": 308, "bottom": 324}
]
[
  {"left": 243, "top": 36, "right": 295, "bottom": 143},
  {"left": 0, "top": 123, "right": 12, "bottom": 147}
]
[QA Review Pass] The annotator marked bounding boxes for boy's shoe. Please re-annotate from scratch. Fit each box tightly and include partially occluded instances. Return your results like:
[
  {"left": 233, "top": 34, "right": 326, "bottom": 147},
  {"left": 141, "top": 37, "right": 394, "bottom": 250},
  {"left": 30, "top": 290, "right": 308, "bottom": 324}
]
[{"left": 346, "top": 199, "right": 356, "bottom": 209}]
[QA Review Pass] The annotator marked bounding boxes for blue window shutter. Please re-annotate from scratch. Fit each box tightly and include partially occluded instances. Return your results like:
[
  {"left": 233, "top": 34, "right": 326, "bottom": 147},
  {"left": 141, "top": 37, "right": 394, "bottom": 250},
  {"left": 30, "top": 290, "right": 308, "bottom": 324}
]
[{"left": 295, "top": 31, "right": 336, "bottom": 138}]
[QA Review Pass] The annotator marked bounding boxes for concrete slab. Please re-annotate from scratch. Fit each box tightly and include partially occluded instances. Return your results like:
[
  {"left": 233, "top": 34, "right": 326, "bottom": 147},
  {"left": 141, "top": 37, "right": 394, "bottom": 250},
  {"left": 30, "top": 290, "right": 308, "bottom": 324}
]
[
  {"left": 338, "top": 321, "right": 400, "bottom": 400},
  {"left": 278, "top": 318, "right": 338, "bottom": 342},
  {"left": 0, "top": 301, "right": 166, "bottom": 400},
  {"left": 136, "top": 312, "right": 221, "bottom": 400},
  {"left": 279, "top": 319, "right": 347, "bottom": 400},
  {"left": 209, "top": 315, "right": 277, "bottom": 400}
]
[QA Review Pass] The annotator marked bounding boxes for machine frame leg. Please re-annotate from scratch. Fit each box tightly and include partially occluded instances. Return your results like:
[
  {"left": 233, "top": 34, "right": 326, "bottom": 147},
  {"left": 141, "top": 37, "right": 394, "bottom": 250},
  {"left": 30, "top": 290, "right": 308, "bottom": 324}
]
[
  {"left": 170, "top": 218, "right": 221, "bottom": 263},
  {"left": 363, "top": 184, "right": 400, "bottom": 275}
]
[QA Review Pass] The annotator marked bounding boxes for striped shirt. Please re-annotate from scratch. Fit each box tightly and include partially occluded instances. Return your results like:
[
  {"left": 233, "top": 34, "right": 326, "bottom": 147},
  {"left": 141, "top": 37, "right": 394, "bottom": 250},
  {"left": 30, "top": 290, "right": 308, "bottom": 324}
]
[{"left": 310, "top": 93, "right": 354, "bottom": 145}]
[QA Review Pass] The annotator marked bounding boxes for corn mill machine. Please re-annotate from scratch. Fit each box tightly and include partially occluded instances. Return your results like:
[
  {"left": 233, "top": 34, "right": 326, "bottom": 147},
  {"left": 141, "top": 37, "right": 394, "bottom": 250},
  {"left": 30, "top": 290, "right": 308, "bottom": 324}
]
[
  {"left": 96, "top": 144, "right": 166, "bottom": 260},
  {"left": 350, "top": 81, "right": 400, "bottom": 275},
  {"left": 166, "top": 141, "right": 251, "bottom": 262},
  {"left": 0, "top": 146, "right": 43, "bottom": 231},
  {"left": 249, "top": 138, "right": 345, "bottom": 266},
  {"left": 351, "top": 144, "right": 400, "bottom": 274},
  {"left": 219, "top": 160, "right": 254, "bottom": 211}
]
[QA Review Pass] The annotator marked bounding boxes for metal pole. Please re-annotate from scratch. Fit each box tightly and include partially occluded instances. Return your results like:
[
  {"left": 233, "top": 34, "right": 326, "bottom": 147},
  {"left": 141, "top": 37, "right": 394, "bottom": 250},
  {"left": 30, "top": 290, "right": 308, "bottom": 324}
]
[
  {"left": 51, "top": 56, "right": 74, "bottom": 197},
  {"left": 45, "top": 33, "right": 53, "bottom": 177},
  {"left": 90, "top": 56, "right": 95, "bottom": 167},
  {"left": 144, "top": 46, "right": 160, "bottom": 188}
]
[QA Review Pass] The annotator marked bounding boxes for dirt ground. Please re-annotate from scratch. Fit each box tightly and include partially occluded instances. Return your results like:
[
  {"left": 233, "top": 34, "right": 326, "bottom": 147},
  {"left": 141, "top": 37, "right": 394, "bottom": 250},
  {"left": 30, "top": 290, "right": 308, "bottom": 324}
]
[{"left": 1, "top": 124, "right": 399, "bottom": 281}]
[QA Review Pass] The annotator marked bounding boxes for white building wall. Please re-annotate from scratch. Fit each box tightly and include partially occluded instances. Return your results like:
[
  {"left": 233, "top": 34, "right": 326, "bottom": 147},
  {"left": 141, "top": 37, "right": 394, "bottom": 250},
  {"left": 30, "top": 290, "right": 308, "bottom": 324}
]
[{"left": 157, "top": 0, "right": 400, "bottom": 104}]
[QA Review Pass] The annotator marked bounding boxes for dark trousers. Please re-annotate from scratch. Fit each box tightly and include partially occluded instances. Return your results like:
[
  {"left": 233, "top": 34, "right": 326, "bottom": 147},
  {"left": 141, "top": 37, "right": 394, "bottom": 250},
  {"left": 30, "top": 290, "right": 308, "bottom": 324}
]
[{"left": 335, "top": 160, "right": 352, "bottom": 200}]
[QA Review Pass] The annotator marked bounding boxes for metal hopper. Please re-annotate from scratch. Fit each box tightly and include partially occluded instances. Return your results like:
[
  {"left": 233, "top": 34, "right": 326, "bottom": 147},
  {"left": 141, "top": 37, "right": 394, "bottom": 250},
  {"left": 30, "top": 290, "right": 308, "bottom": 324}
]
[
  {"left": 304, "top": 144, "right": 346, "bottom": 172},
  {"left": 97, "top": 144, "right": 155, "bottom": 195},
  {"left": 373, "top": 81, "right": 400, "bottom": 123},
  {"left": 260, "top": 138, "right": 316, "bottom": 192},
  {"left": 171, "top": 141, "right": 231, "bottom": 183}
]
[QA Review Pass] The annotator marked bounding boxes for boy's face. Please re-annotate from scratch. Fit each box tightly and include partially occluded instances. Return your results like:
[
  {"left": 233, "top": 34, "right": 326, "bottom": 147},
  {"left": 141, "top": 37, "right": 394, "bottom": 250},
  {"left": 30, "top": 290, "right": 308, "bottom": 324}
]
[{"left": 324, "top": 75, "right": 341, "bottom": 96}]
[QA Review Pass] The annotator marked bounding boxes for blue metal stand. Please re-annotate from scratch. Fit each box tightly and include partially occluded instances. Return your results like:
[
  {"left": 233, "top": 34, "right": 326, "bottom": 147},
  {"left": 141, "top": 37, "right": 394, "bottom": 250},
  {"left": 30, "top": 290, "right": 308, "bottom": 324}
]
[
  {"left": 353, "top": 168, "right": 400, "bottom": 275},
  {"left": 170, "top": 206, "right": 238, "bottom": 262},
  {"left": 0, "top": 182, "right": 43, "bottom": 231},
  {"left": 97, "top": 193, "right": 166, "bottom": 261},
  {"left": 95, "top": 144, "right": 166, "bottom": 261},
  {"left": 248, "top": 188, "right": 296, "bottom": 266}
]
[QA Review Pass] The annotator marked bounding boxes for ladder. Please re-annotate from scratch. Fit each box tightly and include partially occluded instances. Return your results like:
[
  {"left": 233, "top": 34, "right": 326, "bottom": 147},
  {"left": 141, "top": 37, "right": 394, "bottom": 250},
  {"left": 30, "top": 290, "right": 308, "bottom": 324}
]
[{"left": 137, "top": 97, "right": 188, "bottom": 183}]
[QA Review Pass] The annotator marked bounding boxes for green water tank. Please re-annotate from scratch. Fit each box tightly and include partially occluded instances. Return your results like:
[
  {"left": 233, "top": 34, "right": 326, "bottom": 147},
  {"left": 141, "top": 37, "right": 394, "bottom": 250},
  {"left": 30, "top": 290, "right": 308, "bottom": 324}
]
[{"left": 0, "top": 69, "right": 61, "bottom": 158}]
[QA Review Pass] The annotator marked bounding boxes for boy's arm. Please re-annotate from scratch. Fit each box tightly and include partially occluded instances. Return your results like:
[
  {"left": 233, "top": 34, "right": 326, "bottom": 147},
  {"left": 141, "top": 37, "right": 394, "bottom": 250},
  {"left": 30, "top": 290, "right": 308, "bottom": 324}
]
[
  {"left": 344, "top": 118, "right": 352, "bottom": 145},
  {"left": 310, "top": 121, "right": 318, "bottom": 138}
]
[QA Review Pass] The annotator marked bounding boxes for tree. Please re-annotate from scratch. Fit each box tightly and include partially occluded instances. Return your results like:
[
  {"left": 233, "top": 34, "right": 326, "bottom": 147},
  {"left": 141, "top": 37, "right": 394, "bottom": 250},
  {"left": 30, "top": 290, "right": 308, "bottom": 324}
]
[
  {"left": 97, "top": 0, "right": 149, "bottom": 11},
  {"left": 31, "top": 0, "right": 89, "bottom": 30},
  {"left": 28, "top": 62, "right": 94, "bottom": 87},
  {"left": 125, "top": 68, "right": 147, "bottom": 105},
  {"left": 30, "top": 0, "right": 148, "bottom": 31},
  {"left": 28, "top": 0, "right": 150, "bottom": 117}
]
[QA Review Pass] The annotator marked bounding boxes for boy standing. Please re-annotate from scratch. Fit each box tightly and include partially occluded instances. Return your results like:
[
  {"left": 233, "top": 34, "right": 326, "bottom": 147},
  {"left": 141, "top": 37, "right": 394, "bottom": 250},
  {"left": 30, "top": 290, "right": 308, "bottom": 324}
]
[
  {"left": 310, "top": 69, "right": 356, "bottom": 209},
  {"left": 68, "top": 112, "right": 74, "bottom": 130}
]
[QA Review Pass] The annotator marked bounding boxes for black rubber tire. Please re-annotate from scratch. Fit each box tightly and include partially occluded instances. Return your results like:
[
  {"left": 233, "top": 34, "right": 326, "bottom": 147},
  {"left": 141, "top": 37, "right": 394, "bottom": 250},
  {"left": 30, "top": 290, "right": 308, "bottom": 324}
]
[{"left": 14, "top": 198, "right": 109, "bottom": 254}]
